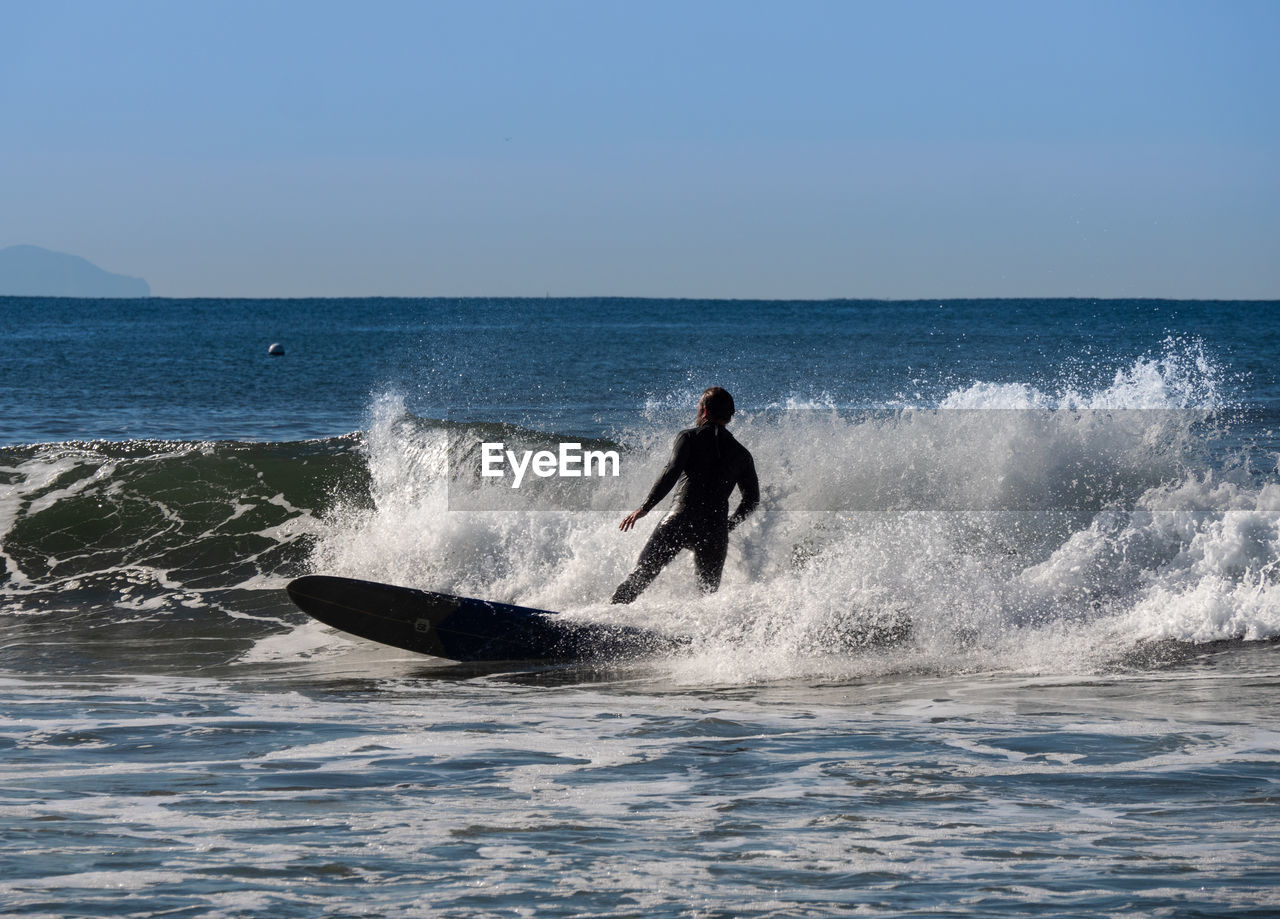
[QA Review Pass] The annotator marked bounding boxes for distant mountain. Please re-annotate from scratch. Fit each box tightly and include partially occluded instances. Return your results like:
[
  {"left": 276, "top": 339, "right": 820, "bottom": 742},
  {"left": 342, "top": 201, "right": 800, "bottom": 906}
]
[{"left": 0, "top": 245, "right": 150, "bottom": 297}]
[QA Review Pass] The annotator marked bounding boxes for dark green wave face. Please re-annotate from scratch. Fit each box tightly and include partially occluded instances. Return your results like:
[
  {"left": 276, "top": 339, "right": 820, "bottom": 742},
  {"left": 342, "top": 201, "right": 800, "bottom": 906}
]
[
  {"left": 0, "top": 437, "right": 370, "bottom": 674},
  {"left": 0, "top": 416, "right": 630, "bottom": 675},
  {"left": 3, "top": 437, "right": 368, "bottom": 588}
]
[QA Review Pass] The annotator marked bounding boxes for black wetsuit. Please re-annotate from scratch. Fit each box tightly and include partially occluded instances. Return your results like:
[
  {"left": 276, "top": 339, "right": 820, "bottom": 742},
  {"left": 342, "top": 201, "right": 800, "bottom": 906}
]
[{"left": 611, "top": 423, "right": 759, "bottom": 604}]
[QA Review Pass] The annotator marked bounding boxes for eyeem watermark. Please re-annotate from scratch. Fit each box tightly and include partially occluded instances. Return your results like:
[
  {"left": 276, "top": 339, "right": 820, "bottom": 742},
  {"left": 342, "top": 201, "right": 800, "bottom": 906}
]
[
  {"left": 481, "top": 442, "right": 620, "bottom": 488},
  {"left": 446, "top": 407, "right": 1213, "bottom": 511}
]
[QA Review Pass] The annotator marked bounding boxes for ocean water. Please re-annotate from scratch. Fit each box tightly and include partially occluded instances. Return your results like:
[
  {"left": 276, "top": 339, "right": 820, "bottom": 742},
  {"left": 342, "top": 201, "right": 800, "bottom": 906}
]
[{"left": 2, "top": 296, "right": 1279, "bottom": 917}]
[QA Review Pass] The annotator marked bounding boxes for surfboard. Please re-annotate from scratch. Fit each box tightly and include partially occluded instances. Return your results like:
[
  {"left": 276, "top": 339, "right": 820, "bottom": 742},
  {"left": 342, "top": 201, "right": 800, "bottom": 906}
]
[{"left": 285, "top": 574, "right": 682, "bottom": 663}]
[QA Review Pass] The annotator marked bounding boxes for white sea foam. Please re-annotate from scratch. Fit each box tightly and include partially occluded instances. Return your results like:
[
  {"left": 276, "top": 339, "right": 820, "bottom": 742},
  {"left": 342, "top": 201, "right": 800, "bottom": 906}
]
[
  {"left": 2, "top": 666, "right": 1277, "bottom": 917},
  {"left": 296, "top": 343, "right": 1278, "bottom": 681},
  {"left": 237, "top": 618, "right": 361, "bottom": 662}
]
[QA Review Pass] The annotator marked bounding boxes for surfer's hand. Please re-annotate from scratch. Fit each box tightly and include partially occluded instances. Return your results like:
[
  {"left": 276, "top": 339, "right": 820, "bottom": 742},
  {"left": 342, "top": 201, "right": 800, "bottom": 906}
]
[{"left": 618, "top": 508, "right": 647, "bottom": 532}]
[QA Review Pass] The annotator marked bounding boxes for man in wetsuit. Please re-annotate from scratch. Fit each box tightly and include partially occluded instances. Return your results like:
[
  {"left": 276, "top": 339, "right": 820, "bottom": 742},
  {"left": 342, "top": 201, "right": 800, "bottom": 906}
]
[{"left": 611, "top": 386, "right": 759, "bottom": 604}]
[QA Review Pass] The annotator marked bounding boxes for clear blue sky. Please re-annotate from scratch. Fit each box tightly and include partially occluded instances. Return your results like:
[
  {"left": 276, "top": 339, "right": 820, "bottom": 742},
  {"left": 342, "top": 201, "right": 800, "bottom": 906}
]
[{"left": 3, "top": 0, "right": 1277, "bottom": 298}]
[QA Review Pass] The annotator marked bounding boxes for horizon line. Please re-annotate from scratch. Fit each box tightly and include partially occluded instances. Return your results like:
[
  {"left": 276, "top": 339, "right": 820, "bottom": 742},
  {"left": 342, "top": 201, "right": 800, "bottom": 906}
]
[{"left": 2, "top": 293, "right": 1279, "bottom": 304}]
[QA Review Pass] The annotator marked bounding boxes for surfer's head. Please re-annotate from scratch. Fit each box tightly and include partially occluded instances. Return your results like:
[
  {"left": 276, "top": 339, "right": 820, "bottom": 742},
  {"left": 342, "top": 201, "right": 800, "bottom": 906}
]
[{"left": 697, "top": 387, "right": 735, "bottom": 426}]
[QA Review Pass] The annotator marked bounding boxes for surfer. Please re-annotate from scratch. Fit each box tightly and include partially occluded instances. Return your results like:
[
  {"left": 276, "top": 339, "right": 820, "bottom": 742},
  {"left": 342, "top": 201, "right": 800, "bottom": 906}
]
[{"left": 611, "top": 387, "right": 759, "bottom": 603}]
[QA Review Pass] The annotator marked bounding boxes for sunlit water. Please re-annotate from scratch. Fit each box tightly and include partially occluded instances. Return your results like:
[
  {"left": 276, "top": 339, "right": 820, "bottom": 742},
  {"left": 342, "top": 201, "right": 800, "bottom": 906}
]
[{"left": 2, "top": 297, "right": 1279, "bottom": 916}]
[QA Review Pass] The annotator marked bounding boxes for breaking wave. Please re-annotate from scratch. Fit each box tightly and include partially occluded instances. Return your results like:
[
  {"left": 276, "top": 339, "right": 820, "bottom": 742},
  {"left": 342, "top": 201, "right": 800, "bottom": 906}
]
[{"left": 3, "top": 341, "right": 1278, "bottom": 679}]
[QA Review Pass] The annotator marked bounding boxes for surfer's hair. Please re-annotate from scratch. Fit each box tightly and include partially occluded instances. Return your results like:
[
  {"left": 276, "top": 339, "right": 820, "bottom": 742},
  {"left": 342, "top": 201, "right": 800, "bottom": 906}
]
[{"left": 697, "top": 386, "right": 735, "bottom": 425}]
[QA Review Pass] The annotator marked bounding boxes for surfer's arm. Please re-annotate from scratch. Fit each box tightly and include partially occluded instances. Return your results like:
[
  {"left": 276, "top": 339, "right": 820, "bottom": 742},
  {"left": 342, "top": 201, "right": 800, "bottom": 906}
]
[
  {"left": 618, "top": 431, "right": 689, "bottom": 531},
  {"left": 728, "top": 453, "right": 760, "bottom": 532}
]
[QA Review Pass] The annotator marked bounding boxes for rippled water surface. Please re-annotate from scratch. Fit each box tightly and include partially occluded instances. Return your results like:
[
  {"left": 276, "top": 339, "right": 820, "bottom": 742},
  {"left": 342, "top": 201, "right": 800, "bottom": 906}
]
[
  {"left": 3, "top": 297, "right": 1279, "bottom": 916},
  {"left": 4, "top": 648, "right": 1279, "bottom": 917}
]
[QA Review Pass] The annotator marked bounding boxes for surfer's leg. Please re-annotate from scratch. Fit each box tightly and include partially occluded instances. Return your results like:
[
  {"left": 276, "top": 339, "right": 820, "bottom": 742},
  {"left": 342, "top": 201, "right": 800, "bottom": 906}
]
[
  {"left": 692, "top": 526, "right": 730, "bottom": 594},
  {"left": 610, "top": 517, "right": 689, "bottom": 604}
]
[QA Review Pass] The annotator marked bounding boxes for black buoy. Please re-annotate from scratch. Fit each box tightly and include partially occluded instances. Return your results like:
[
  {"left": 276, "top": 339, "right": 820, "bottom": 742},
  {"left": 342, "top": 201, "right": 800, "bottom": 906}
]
[{"left": 268, "top": 342, "right": 285, "bottom": 356}]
